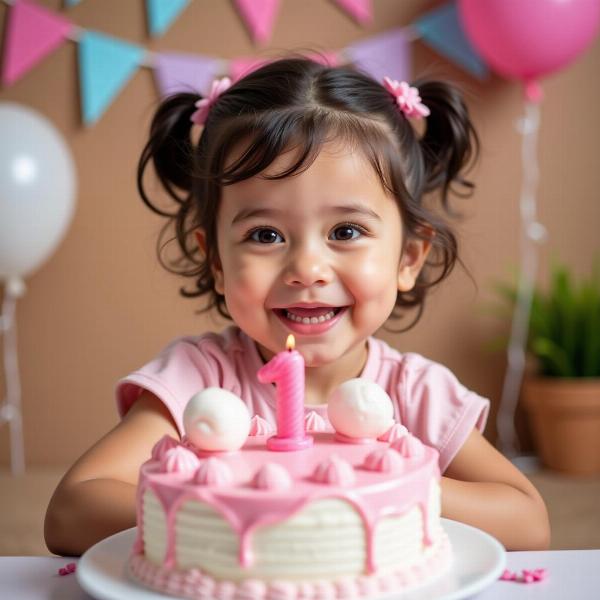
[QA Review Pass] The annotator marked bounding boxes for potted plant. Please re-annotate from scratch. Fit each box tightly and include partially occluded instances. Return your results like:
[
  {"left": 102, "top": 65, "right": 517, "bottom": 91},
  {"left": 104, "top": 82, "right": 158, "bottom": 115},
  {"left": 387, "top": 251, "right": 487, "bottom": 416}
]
[{"left": 495, "top": 262, "right": 600, "bottom": 476}]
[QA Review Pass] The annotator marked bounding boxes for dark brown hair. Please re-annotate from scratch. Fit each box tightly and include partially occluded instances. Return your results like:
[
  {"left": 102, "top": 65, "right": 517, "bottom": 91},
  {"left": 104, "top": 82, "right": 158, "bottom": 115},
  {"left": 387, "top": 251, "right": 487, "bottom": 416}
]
[{"left": 137, "top": 56, "right": 479, "bottom": 330}]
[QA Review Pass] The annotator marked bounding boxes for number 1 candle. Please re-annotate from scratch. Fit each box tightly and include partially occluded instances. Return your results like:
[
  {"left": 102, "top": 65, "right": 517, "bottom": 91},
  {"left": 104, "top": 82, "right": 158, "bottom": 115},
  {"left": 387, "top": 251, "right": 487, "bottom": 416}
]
[{"left": 257, "top": 334, "right": 313, "bottom": 451}]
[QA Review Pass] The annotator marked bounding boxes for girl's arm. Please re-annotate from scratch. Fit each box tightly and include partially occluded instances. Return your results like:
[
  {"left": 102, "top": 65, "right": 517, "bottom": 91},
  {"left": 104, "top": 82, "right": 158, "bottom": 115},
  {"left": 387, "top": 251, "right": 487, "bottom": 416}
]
[
  {"left": 44, "top": 391, "right": 179, "bottom": 556},
  {"left": 442, "top": 428, "right": 550, "bottom": 550}
]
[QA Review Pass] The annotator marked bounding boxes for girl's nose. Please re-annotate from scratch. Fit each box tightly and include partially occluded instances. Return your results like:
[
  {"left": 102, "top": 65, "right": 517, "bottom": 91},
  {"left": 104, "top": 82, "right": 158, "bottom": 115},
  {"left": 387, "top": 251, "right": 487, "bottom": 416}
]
[{"left": 283, "top": 246, "right": 333, "bottom": 287}]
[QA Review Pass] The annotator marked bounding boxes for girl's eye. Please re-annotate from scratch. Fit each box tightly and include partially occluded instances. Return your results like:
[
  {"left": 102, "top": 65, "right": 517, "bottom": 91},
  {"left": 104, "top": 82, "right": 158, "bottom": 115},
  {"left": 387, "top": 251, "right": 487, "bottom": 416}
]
[
  {"left": 330, "top": 224, "right": 365, "bottom": 241},
  {"left": 249, "top": 228, "right": 284, "bottom": 244}
]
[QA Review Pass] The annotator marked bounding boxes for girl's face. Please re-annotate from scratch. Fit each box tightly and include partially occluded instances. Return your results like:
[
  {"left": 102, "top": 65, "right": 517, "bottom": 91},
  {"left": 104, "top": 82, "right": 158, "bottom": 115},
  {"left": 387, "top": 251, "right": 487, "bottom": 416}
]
[{"left": 209, "top": 143, "right": 429, "bottom": 367}]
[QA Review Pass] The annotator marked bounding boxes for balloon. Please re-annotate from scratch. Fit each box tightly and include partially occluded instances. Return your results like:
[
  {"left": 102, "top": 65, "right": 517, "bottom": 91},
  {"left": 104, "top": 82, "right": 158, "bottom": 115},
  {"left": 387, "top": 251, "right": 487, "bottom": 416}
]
[
  {"left": 459, "top": 0, "right": 600, "bottom": 100},
  {"left": 0, "top": 103, "right": 76, "bottom": 281}
]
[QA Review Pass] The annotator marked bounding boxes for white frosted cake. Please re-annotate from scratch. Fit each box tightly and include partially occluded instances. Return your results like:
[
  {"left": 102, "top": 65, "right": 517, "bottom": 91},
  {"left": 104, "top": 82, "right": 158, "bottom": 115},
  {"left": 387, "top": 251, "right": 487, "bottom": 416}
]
[{"left": 127, "top": 382, "right": 452, "bottom": 599}]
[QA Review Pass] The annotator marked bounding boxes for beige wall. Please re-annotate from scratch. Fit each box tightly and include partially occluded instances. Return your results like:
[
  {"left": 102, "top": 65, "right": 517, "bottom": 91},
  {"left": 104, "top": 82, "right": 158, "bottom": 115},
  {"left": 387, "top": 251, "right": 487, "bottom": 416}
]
[{"left": 1, "top": 0, "right": 599, "bottom": 466}]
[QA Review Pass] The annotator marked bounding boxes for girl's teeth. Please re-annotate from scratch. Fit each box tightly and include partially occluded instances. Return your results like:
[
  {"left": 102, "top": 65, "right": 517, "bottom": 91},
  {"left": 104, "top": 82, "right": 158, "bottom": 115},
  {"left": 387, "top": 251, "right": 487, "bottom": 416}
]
[{"left": 285, "top": 310, "right": 336, "bottom": 324}]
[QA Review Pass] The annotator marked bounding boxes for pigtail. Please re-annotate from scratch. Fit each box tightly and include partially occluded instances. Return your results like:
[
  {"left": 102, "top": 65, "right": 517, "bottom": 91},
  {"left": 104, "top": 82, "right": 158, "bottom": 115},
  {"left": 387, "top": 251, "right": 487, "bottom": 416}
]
[
  {"left": 415, "top": 81, "right": 479, "bottom": 211},
  {"left": 137, "top": 92, "right": 199, "bottom": 217}
]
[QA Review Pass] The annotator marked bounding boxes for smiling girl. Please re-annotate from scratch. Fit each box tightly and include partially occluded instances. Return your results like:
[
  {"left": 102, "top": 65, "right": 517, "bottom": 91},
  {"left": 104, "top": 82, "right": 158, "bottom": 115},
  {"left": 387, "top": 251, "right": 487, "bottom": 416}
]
[{"left": 45, "top": 57, "right": 550, "bottom": 556}]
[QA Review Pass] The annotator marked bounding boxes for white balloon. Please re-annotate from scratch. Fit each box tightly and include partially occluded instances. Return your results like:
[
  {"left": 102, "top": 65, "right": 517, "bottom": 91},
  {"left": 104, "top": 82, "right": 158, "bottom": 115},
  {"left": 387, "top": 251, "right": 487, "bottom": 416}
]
[{"left": 0, "top": 103, "right": 76, "bottom": 280}]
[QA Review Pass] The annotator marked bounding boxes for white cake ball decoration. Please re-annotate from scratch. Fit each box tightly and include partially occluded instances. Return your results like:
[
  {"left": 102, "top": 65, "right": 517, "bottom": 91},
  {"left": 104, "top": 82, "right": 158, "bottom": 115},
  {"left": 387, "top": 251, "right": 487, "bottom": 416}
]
[
  {"left": 183, "top": 388, "right": 251, "bottom": 452},
  {"left": 327, "top": 378, "right": 394, "bottom": 439}
]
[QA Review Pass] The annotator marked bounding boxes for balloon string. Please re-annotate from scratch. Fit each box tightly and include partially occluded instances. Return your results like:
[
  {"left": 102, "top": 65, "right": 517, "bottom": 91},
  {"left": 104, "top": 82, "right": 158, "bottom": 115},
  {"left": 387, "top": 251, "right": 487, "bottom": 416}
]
[
  {"left": 0, "top": 280, "right": 25, "bottom": 475},
  {"left": 496, "top": 100, "right": 546, "bottom": 458}
]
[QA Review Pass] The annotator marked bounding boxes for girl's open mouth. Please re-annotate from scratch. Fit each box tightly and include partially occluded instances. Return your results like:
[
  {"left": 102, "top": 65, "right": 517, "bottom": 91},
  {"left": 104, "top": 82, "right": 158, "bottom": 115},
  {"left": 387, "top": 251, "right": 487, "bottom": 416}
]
[{"left": 273, "top": 306, "right": 348, "bottom": 335}]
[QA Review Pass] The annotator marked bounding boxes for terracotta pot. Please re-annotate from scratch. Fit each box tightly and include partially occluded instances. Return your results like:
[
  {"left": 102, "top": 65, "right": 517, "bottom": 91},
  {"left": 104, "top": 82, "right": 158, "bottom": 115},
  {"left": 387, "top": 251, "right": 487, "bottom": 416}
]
[{"left": 522, "top": 377, "right": 600, "bottom": 476}]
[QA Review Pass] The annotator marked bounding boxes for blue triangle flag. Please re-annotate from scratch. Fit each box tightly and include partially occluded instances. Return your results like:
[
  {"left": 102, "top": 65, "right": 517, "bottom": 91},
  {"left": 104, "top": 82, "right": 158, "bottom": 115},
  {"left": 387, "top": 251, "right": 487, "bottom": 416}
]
[
  {"left": 78, "top": 31, "right": 145, "bottom": 125},
  {"left": 146, "top": 0, "right": 190, "bottom": 38},
  {"left": 65, "top": 0, "right": 82, "bottom": 7},
  {"left": 414, "top": 1, "right": 488, "bottom": 80}
]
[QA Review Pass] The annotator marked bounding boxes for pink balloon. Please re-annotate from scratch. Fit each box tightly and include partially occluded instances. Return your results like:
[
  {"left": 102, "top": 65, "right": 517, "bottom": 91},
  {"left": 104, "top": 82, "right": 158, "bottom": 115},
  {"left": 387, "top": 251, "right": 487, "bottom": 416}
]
[{"left": 459, "top": 0, "right": 600, "bottom": 100}]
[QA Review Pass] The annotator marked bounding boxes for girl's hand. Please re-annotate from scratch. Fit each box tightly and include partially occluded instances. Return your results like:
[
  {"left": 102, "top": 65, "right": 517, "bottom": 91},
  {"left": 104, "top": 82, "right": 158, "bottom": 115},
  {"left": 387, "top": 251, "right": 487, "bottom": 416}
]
[
  {"left": 44, "top": 391, "right": 179, "bottom": 556},
  {"left": 442, "top": 428, "right": 550, "bottom": 550}
]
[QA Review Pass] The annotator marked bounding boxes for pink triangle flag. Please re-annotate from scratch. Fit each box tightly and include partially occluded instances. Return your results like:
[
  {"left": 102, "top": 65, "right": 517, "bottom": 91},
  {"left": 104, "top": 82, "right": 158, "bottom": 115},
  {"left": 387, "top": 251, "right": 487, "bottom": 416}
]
[
  {"left": 233, "top": 0, "right": 280, "bottom": 46},
  {"left": 331, "top": 0, "right": 373, "bottom": 26},
  {"left": 229, "top": 57, "right": 271, "bottom": 82},
  {"left": 1, "top": 0, "right": 73, "bottom": 86}
]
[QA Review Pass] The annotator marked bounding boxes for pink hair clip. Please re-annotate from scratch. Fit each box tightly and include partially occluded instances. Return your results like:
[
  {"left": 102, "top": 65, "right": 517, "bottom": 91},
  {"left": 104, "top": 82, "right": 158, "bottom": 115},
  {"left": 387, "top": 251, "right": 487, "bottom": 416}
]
[
  {"left": 190, "top": 77, "right": 232, "bottom": 125},
  {"left": 383, "top": 77, "right": 430, "bottom": 120}
]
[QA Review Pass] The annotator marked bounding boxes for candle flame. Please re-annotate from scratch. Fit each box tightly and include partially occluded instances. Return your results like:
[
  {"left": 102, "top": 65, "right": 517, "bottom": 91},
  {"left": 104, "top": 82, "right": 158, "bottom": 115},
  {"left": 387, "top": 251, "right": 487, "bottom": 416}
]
[{"left": 286, "top": 334, "right": 295, "bottom": 351}]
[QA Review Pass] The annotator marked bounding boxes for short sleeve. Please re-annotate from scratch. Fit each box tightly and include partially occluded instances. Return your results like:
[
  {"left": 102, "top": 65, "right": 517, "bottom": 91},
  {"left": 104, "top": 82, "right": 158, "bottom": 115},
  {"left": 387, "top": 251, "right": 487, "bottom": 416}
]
[
  {"left": 399, "top": 353, "right": 490, "bottom": 473},
  {"left": 115, "top": 337, "right": 220, "bottom": 437}
]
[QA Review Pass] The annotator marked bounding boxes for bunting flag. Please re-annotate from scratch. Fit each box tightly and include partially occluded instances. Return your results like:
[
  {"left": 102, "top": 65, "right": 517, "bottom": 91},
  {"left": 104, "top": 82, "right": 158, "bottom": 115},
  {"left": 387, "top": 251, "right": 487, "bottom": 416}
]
[
  {"left": 154, "top": 52, "right": 221, "bottom": 97},
  {"left": 146, "top": 0, "right": 190, "bottom": 38},
  {"left": 229, "top": 56, "right": 271, "bottom": 82},
  {"left": 345, "top": 28, "right": 411, "bottom": 83},
  {"left": 230, "top": 51, "right": 338, "bottom": 82},
  {"left": 331, "top": 0, "right": 373, "bottom": 26},
  {"left": 64, "top": 0, "right": 82, "bottom": 6},
  {"left": 1, "top": 0, "right": 493, "bottom": 126},
  {"left": 1, "top": 0, "right": 72, "bottom": 86},
  {"left": 233, "top": 0, "right": 281, "bottom": 46},
  {"left": 78, "top": 31, "right": 145, "bottom": 125},
  {"left": 414, "top": 1, "right": 488, "bottom": 80}
]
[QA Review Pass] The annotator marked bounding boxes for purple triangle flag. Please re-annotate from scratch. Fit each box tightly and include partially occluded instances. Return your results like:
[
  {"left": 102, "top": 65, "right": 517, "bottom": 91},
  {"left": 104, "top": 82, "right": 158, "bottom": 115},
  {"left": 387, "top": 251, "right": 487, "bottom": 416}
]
[
  {"left": 154, "top": 53, "right": 221, "bottom": 97},
  {"left": 345, "top": 28, "right": 411, "bottom": 83}
]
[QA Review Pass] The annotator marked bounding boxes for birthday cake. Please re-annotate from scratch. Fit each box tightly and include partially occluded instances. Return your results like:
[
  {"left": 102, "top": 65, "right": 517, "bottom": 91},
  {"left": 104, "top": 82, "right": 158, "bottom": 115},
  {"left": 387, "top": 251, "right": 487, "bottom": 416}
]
[{"left": 127, "top": 374, "right": 452, "bottom": 599}]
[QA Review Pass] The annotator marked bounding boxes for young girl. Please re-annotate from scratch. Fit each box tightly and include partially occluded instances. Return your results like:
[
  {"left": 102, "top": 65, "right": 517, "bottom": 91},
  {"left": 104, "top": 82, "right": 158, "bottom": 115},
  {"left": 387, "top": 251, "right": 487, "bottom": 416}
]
[{"left": 45, "top": 57, "right": 550, "bottom": 556}]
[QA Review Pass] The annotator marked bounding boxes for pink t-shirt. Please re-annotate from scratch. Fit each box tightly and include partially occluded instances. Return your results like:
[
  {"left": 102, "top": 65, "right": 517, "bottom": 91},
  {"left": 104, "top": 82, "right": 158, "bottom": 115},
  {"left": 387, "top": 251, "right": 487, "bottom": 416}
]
[{"left": 116, "top": 326, "right": 489, "bottom": 473}]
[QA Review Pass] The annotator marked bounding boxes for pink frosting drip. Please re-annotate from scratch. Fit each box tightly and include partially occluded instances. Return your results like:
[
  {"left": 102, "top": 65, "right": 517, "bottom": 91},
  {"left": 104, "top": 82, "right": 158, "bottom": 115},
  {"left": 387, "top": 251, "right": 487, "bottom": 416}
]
[
  {"left": 252, "top": 463, "right": 293, "bottom": 491},
  {"left": 391, "top": 433, "right": 425, "bottom": 458},
  {"left": 135, "top": 433, "right": 441, "bottom": 578},
  {"left": 151, "top": 434, "right": 179, "bottom": 461},
  {"left": 160, "top": 446, "right": 201, "bottom": 474},
  {"left": 304, "top": 410, "right": 327, "bottom": 433},
  {"left": 311, "top": 455, "right": 356, "bottom": 487},
  {"left": 194, "top": 457, "right": 233, "bottom": 486},
  {"left": 363, "top": 447, "right": 404, "bottom": 474},
  {"left": 128, "top": 531, "right": 452, "bottom": 599},
  {"left": 377, "top": 423, "right": 408, "bottom": 443},
  {"left": 249, "top": 415, "right": 275, "bottom": 436}
]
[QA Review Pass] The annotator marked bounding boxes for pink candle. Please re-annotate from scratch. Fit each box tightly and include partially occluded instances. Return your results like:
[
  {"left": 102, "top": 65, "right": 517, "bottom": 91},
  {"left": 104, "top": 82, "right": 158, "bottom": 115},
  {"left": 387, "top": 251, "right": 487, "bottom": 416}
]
[{"left": 257, "top": 334, "right": 313, "bottom": 451}]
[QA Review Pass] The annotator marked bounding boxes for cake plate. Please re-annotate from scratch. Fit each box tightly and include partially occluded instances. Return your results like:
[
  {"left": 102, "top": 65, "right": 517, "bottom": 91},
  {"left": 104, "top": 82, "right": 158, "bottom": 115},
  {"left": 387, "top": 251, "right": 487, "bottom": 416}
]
[{"left": 77, "top": 519, "right": 506, "bottom": 600}]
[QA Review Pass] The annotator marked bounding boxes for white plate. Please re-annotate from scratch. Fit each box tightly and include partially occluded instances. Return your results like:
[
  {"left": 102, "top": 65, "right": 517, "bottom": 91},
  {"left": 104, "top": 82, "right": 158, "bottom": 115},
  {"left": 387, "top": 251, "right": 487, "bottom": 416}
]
[{"left": 77, "top": 519, "right": 505, "bottom": 600}]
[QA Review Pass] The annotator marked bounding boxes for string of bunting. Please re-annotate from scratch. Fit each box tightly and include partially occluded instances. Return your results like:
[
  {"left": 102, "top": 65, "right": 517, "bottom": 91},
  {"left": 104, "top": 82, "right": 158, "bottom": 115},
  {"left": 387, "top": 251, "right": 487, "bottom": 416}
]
[{"left": 0, "top": 0, "right": 488, "bottom": 125}]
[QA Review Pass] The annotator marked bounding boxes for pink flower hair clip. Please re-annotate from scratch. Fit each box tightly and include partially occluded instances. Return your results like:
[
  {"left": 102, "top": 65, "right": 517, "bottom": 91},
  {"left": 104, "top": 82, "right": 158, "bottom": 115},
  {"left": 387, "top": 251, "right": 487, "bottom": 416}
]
[
  {"left": 190, "top": 77, "right": 232, "bottom": 126},
  {"left": 383, "top": 77, "right": 430, "bottom": 120}
]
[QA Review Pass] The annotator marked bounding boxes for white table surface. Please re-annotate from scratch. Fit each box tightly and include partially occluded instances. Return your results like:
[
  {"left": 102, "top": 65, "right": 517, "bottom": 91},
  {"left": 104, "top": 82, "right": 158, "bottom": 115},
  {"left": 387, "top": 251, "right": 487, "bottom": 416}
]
[{"left": 1, "top": 550, "right": 599, "bottom": 599}]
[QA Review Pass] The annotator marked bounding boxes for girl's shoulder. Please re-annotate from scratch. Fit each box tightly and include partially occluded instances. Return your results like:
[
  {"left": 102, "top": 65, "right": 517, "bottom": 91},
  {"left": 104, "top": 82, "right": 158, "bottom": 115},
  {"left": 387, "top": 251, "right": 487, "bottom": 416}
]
[{"left": 367, "top": 335, "right": 456, "bottom": 383}]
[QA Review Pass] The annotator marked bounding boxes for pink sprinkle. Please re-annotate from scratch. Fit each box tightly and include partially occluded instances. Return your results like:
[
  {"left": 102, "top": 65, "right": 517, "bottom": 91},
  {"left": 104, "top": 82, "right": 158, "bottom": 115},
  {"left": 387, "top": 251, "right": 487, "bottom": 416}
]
[
  {"left": 57, "top": 563, "right": 77, "bottom": 576},
  {"left": 522, "top": 570, "right": 536, "bottom": 584},
  {"left": 500, "top": 569, "right": 516, "bottom": 581},
  {"left": 533, "top": 568, "right": 548, "bottom": 581}
]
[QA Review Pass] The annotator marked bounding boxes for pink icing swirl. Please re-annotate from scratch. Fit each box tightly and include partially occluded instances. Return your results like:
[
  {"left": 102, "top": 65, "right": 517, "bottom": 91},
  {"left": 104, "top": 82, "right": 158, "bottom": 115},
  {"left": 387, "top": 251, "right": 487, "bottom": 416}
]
[
  {"left": 160, "top": 446, "right": 201, "bottom": 474},
  {"left": 377, "top": 422, "right": 408, "bottom": 443},
  {"left": 252, "top": 463, "right": 293, "bottom": 491},
  {"left": 363, "top": 447, "right": 404, "bottom": 474},
  {"left": 151, "top": 435, "right": 179, "bottom": 461},
  {"left": 249, "top": 415, "right": 275, "bottom": 436},
  {"left": 391, "top": 433, "right": 425, "bottom": 458},
  {"left": 311, "top": 455, "right": 356, "bottom": 487},
  {"left": 194, "top": 457, "right": 234, "bottom": 486},
  {"left": 304, "top": 410, "right": 327, "bottom": 432}
]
